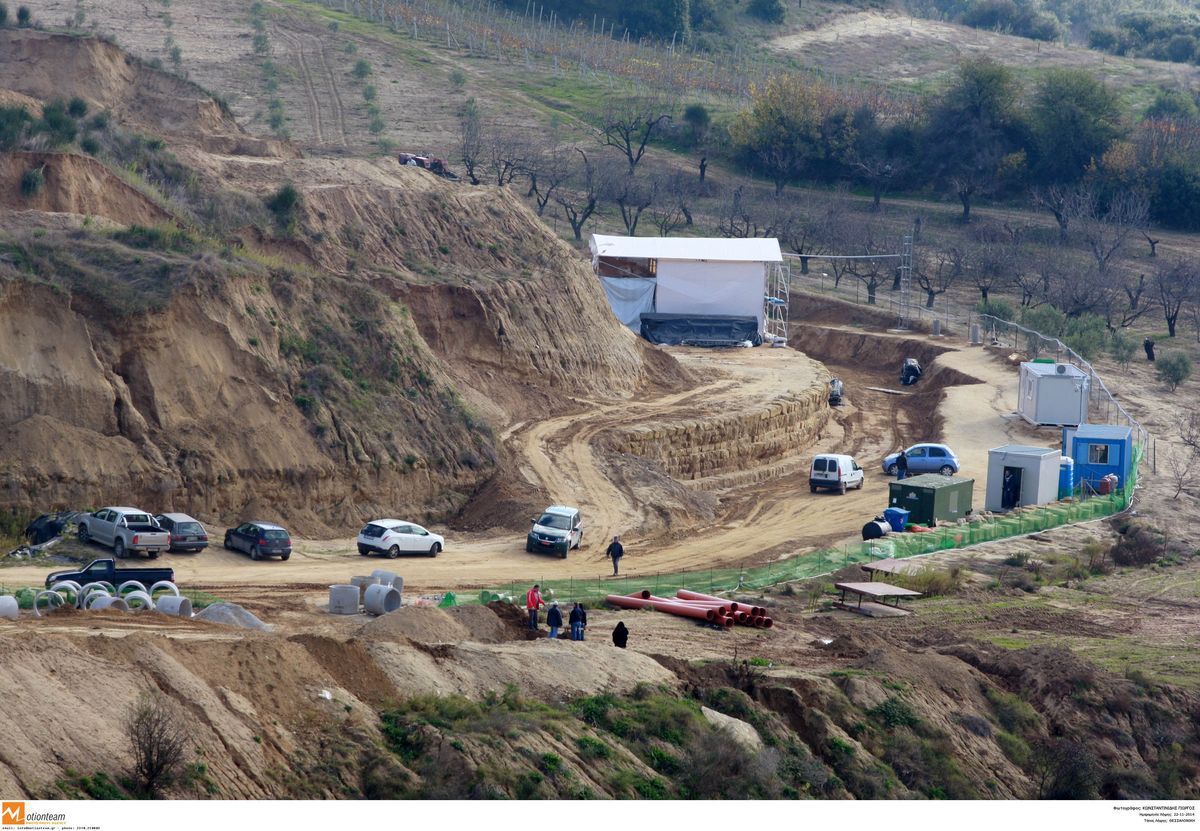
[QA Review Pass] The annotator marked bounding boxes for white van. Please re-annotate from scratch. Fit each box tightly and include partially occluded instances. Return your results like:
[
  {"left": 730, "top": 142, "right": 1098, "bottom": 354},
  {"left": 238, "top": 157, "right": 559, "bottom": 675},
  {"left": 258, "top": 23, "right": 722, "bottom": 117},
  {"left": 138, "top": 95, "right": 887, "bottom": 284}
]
[{"left": 809, "top": 454, "right": 865, "bottom": 494}]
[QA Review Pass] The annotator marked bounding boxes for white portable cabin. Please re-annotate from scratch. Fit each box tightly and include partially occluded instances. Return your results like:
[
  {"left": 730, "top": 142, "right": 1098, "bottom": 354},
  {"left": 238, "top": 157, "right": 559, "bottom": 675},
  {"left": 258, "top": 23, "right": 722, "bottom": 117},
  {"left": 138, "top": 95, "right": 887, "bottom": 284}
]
[
  {"left": 1017, "top": 361, "right": 1090, "bottom": 427},
  {"left": 985, "top": 445, "right": 1061, "bottom": 512},
  {"left": 589, "top": 234, "right": 784, "bottom": 336}
]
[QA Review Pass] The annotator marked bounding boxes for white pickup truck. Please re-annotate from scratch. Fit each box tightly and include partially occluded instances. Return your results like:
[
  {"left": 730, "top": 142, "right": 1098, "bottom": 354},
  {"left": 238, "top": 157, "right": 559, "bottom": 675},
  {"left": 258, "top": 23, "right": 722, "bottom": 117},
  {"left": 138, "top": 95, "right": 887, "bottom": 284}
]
[{"left": 76, "top": 507, "right": 170, "bottom": 559}]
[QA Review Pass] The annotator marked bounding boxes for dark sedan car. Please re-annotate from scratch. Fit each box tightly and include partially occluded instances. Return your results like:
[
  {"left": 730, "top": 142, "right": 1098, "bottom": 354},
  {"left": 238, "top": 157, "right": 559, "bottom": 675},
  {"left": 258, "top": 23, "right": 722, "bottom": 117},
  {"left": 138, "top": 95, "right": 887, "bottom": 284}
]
[
  {"left": 155, "top": 513, "right": 209, "bottom": 553},
  {"left": 223, "top": 521, "right": 292, "bottom": 561}
]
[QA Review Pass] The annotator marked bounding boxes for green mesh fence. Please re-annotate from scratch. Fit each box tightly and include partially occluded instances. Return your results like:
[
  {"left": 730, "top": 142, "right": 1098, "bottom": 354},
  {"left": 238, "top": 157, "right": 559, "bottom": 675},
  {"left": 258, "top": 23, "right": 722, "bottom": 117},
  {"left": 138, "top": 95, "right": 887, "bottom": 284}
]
[{"left": 475, "top": 446, "right": 1142, "bottom": 607}]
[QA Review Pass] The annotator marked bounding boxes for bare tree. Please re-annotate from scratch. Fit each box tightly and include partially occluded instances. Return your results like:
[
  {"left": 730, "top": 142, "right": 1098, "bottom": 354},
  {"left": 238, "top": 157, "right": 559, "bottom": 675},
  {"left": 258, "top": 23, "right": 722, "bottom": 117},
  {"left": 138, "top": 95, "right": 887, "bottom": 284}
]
[
  {"left": 610, "top": 170, "right": 656, "bottom": 236},
  {"left": 646, "top": 171, "right": 695, "bottom": 236},
  {"left": 1155, "top": 258, "right": 1200, "bottom": 338},
  {"left": 552, "top": 149, "right": 604, "bottom": 241},
  {"left": 1077, "top": 190, "right": 1149, "bottom": 276},
  {"left": 597, "top": 99, "right": 672, "bottom": 174},
  {"left": 125, "top": 692, "right": 188, "bottom": 796},
  {"left": 970, "top": 239, "right": 1011, "bottom": 304},
  {"left": 915, "top": 243, "right": 963, "bottom": 308},
  {"left": 845, "top": 220, "right": 892, "bottom": 304},
  {"left": 483, "top": 126, "right": 529, "bottom": 187},
  {"left": 522, "top": 143, "right": 573, "bottom": 217},
  {"left": 1031, "top": 184, "right": 1088, "bottom": 241},
  {"left": 1166, "top": 443, "right": 1196, "bottom": 500},
  {"left": 458, "top": 98, "right": 483, "bottom": 186}
]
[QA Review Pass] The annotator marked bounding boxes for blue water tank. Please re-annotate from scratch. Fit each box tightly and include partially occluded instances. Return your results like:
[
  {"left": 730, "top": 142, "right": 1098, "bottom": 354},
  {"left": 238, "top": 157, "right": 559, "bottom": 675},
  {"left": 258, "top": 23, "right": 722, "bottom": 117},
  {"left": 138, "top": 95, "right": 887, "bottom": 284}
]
[
  {"left": 1058, "top": 456, "right": 1075, "bottom": 499},
  {"left": 883, "top": 507, "right": 910, "bottom": 533}
]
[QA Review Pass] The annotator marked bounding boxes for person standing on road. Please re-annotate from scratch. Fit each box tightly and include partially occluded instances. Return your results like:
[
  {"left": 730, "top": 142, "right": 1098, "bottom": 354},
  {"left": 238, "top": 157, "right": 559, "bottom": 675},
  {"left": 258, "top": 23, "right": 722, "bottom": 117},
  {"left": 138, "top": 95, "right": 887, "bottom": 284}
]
[
  {"left": 526, "top": 584, "right": 544, "bottom": 631},
  {"left": 569, "top": 602, "right": 585, "bottom": 641},
  {"left": 606, "top": 536, "right": 625, "bottom": 576},
  {"left": 546, "top": 601, "right": 563, "bottom": 639},
  {"left": 896, "top": 449, "right": 909, "bottom": 481},
  {"left": 1144, "top": 337, "right": 1156, "bottom": 362},
  {"left": 612, "top": 621, "right": 629, "bottom": 649}
]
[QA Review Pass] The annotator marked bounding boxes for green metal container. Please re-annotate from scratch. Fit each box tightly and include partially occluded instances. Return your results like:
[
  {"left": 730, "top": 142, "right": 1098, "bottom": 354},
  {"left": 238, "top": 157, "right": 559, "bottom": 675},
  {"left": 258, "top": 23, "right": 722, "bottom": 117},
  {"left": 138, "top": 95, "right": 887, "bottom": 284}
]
[{"left": 887, "top": 474, "right": 975, "bottom": 527}]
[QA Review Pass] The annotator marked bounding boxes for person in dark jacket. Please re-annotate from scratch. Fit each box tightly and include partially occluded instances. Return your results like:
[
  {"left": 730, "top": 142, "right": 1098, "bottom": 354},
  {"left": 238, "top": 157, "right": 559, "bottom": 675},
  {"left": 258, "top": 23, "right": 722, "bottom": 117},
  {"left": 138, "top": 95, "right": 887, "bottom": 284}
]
[
  {"left": 612, "top": 621, "right": 629, "bottom": 648},
  {"left": 606, "top": 536, "right": 625, "bottom": 576},
  {"left": 569, "top": 602, "right": 585, "bottom": 641},
  {"left": 896, "top": 449, "right": 909, "bottom": 480},
  {"left": 546, "top": 601, "right": 563, "bottom": 639},
  {"left": 1144, "top": 337, "right": 1156, "bottom": 362}
]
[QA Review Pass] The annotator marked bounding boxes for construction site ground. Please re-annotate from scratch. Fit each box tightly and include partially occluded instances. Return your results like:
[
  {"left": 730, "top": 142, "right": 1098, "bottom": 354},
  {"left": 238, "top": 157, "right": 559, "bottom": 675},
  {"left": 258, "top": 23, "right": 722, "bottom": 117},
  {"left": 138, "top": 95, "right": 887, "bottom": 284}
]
[{"left": 1, "top": 324, "right": 1059, "bottom": 609}]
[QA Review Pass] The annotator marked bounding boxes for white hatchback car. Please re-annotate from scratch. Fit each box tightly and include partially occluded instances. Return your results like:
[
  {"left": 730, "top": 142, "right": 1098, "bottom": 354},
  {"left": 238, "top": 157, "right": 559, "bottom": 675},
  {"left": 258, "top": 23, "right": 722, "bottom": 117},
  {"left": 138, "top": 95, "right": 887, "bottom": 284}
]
[{"left": 357, "top": 519, "right": 444, "bottom": 558}]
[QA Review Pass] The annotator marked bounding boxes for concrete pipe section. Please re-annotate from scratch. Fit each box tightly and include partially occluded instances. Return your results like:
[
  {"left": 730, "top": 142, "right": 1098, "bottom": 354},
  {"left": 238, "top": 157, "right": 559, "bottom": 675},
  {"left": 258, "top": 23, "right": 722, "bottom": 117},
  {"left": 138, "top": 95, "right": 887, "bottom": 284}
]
[
  {"left": 329, "top": 585, "right": 360, "bottom": 615},
  {"left": 79, "top": 582, "right": 111, "bottom": 608},
  {"left": 154, "top": 596, "right": 193, "bottom": 618},
  {"left": 363, "top": 583, "right": 402, "bottom": 615},
  {"left": 33, "top": 590, "right": 65, "bottom": 617},
  {"left": 89, "top": 596, "right": 131, "bottom": 612},
  {"left": 122, "top": 590, "right": 155, "bottom": 611},
  {"left": 149, "top": 580, "right": 180, "bottom": 598},
  {"left": 83, "top": 590, "right": 112, "bottom": 609},
  {"left": 370, "top": 569, "right": 399, "bottom": 588},
  {"left": 118, "top": 580, "right": 148, "bottom": 596},
  {"left": 49, "top": 581, "right": 82, "bottom": 606},
  {"left": 0, "top": 596, "right": 18, "bottom": 620},
  {"left": 350, "top": 576, "right": 380, "bottom": 601}
]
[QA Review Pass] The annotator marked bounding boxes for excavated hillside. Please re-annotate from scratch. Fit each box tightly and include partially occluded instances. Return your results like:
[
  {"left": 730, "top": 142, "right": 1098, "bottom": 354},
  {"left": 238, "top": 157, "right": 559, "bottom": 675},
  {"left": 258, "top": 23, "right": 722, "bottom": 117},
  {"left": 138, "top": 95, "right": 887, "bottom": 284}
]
[{"left": 0, "top": 32, "right": 687, "bottom": 533}]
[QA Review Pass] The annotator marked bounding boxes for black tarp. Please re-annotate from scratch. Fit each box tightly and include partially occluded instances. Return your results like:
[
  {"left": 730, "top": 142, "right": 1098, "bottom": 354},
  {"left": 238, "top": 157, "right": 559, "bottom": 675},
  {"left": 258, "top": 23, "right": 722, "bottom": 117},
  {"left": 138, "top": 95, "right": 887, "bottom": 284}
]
[{"left": 639, "top": 314, "right": 762, "bottom": 347}]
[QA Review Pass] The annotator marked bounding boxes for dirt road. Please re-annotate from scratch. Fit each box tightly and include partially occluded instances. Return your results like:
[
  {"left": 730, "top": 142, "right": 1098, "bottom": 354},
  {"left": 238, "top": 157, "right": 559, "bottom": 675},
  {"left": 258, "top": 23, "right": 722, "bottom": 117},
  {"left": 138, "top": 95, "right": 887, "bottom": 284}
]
[{"left": 3, "top": 329, "right": 1046, "bottom": 598}]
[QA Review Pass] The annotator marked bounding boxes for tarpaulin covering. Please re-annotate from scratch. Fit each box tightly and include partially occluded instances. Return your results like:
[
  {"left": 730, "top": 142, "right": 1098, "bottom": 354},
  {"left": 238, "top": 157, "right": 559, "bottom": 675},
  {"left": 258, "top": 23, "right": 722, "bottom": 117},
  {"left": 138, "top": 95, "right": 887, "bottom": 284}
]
[
  {"left": 599, "top": 276, "right": 657, "bottom": 329},
  {"left": 639, "top": 314, "right": 762, "bottom": 347},
  {"left": 655, "top": 260, "right": 766, "bottom": 328}
]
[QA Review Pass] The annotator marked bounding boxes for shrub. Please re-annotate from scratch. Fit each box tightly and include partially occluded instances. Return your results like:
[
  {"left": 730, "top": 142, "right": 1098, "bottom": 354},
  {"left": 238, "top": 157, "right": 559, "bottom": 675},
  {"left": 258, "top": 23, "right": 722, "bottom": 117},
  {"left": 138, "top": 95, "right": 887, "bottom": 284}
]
[
  {"left": 352, "top": 58, "right": 371, "bottom": 80},
  {"left": 449, "top": 68, "right": 466, "bottom": 90},
  {"left": 125, "top": 693, "right": 188, "bottom": 796},
  {"left": 1110, "top": 331, "right": 1137, "bottom": 367},
  {"left": 747, "top": 0, "right": 785, "bottom": 24},
  {"left": 80, "top": 134, "right": 100, "bottom": 155},
  {"left": 983, "top": 687, "right": 1040, "bottom": 735},
  {"left": 368, "top": 117, "right": 385, "bottom": 135},
  {"left": 1156, "top": 351, "right": 1192, "bottom": 390},
  {"left": 362, "top": 84, "right": 377, "bottom": 102},
  {"left": 66, "top": 97, "right": 88, "bottom": 118},
  {"left": 265, "top": 182, "right": 300, "bottom": 228},
  {"left": 1111, "top": 522, "right": 1165, "bottom": 566},
  {"left": 253, "top": 33, "right": 269, "bottom": 55},
  {"left": 89, "top": 112, "right": 109, "bottom": 131},
  {"left": 677, "top": 728, "right": 781, "bottom": 798},
  {"left": 16, "top": 5, "right": 30, "bottom": 26},
  {"left": 869, "top": 697, "right": 919, "bottom": 729},
  {"left": 954, "top": 713, "right": 993, "bottom": 738},
  {"left": 0, "top": 5, "right": 7, "bottom": 27},
  {"left": 0, "top": 104, "right": 31, "bottom": 150},
  {"left": 977, "top": 299, "right": 1016, "bottom": 321},
  {"left": 996, "top": 730, "right": 1030, "bottom": 766},
  {"left": 36, "top": 101, "right": 78, "bottom": 145},
  {"left": 574, "top": 736, "right": 610, "bottom": 759},
  {"left": 20, "top": 166, "right": 44, "bottom": 197}
]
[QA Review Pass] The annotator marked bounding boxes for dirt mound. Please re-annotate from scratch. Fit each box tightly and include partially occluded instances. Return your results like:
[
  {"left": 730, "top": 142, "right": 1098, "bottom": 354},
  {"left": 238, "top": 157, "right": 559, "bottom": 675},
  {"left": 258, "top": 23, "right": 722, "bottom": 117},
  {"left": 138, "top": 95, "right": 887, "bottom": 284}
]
[
  {"left": 447, "top": 604, "right": 518, "bottom": 643},
  {"left": 0, "top": 152, "right": 174, "bottom": 225},
  {"left": 195, "top": 602, "right": 271, "bottom": 631},
  {"left": 0, "top": 89, "right": 41, "bottom": 117},
  {"left": 358, "top": 606, "right": 471, "bottom": 644},
  {"left": 0, "top": 30, "right": 280, "bottom": 153},
  {"left": 288, "top": 634, "right": 399, "bottom": 705}
]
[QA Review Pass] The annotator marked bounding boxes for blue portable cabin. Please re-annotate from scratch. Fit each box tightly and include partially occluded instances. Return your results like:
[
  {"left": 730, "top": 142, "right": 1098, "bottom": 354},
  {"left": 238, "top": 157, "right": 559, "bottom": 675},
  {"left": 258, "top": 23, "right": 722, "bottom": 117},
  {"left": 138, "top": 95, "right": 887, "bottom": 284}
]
[{"left": 1062, "top": 424, "right": 1134, "bottom": 492}]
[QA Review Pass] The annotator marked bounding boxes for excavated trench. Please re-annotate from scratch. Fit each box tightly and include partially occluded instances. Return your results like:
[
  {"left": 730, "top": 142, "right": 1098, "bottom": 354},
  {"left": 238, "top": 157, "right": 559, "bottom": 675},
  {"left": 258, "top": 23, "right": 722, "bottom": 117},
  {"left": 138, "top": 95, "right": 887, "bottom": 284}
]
[{"left": 791, "top": 324, "right": 983, "bottom": 455}]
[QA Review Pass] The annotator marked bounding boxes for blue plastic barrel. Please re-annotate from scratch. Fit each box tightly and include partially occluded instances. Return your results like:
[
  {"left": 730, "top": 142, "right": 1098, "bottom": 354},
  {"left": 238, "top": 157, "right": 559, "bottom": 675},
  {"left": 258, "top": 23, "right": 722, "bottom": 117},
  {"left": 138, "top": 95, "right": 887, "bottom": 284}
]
[
  {"left": 883, "top": 507, "right": 910, "bottom": 533},
  {"left": 1058, "top": 457, "right": 1074, "bottom": 499}
]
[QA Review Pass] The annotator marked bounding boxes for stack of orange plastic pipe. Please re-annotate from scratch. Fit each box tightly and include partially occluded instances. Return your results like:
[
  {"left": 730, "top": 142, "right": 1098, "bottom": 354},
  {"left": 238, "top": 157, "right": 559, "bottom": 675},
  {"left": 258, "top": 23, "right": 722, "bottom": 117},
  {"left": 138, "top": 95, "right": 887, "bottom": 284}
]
[{"left": 604, "top": 589, "right": 773, "bottom": 628}]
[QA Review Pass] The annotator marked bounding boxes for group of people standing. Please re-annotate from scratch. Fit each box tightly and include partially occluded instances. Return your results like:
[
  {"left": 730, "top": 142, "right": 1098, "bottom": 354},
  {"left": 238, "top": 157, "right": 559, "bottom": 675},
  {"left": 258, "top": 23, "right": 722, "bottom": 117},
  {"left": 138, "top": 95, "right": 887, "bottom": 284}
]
[{"left": 525, "top": 583, "right": 629, "bottom": 647}]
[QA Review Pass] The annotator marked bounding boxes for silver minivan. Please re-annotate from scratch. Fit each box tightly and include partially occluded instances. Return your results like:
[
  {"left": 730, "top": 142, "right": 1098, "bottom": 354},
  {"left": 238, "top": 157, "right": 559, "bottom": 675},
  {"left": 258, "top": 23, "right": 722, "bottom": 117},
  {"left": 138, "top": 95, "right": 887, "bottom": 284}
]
[{"left": 809, "top": 454, "right": 865, "bottom": 494}]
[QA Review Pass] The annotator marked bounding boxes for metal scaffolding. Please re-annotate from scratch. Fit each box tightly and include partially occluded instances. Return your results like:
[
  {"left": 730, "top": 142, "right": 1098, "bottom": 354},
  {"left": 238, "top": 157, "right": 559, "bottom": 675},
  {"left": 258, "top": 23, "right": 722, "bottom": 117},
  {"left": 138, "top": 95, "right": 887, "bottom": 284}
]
[{"left": 764, "top": 260, "right": 790, "bottom": 344}]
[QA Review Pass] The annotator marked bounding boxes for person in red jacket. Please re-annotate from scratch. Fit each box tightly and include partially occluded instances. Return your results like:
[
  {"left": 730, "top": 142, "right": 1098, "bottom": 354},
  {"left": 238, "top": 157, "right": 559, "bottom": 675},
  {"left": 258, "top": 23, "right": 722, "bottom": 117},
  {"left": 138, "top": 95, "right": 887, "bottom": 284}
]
[{"left": 526, "top": 584, "right": 544, "bottom": 631}]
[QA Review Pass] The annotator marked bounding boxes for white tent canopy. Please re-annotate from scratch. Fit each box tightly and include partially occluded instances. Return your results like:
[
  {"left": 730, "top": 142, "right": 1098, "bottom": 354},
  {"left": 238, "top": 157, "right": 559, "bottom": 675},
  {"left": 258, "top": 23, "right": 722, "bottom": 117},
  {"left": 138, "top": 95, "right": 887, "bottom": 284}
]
[
  {"left": 590, "top": 235, "right": 783, "bottom": 337},
  {"left": 589, "top": 235, "right": 783, "bottom": 263}
]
